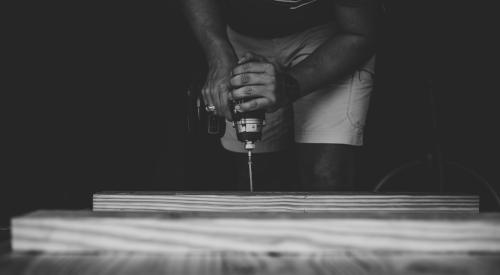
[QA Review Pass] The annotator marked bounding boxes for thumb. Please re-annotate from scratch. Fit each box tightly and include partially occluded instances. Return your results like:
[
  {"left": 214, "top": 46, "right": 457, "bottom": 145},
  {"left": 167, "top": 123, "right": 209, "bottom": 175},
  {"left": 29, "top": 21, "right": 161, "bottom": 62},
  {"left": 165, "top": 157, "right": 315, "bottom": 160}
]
[{"left": 238, "top": 52, "right": 266, "bottom": 64}]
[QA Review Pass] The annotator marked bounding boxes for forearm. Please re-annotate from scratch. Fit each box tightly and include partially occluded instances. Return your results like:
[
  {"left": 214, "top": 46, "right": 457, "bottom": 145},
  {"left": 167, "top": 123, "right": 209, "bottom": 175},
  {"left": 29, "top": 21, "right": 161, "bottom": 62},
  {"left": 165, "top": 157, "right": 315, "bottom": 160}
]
[
  {"left": 288, "top": 0, "right": 377, "bottom": 99},
  {"left": 181, "top": 0, "right": 235, "bottom": 63},
  {"left": 288, "top": 33, "right": 375, "bottom": 98}
]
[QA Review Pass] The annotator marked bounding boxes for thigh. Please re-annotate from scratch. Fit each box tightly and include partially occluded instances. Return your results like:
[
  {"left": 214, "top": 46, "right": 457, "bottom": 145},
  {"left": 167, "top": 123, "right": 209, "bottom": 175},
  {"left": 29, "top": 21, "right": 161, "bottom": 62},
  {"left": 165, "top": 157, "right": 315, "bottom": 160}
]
[{"left": 297, "top": 143, "right": 358, "bottom": 191}]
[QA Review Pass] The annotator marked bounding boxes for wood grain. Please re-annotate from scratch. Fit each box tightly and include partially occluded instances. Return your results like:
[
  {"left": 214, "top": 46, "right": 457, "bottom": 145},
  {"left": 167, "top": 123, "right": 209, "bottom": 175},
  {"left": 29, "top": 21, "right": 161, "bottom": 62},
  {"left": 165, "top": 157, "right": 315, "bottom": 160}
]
[
  {"left": 11, "top": 210, "right": 500, "bottom": 253},
  {"left": 93, "top": 192, "right": 480, "bottom": 213},
  {"left": 1, "top": 251, "right": 500, "bottom": 275}
]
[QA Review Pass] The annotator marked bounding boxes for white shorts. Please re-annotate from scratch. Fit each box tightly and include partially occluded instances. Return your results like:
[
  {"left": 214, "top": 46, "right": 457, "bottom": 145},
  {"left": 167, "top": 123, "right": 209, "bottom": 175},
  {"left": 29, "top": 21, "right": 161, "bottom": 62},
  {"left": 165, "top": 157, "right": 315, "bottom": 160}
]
[{"left": 221, "top": 22, "right": 375, "bottom": 153}]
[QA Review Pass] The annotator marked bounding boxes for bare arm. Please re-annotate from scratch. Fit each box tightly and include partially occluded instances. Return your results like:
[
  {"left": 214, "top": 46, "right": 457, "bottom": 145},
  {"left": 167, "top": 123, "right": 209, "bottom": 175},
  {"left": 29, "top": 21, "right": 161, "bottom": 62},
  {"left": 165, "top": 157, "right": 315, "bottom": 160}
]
[
  {"left": 289, "top": 0, "right": 378, "bottom": 97},
  {"left": 181, "top": 0, "right": 235, "bottom": 64},
  {"left": 229, "top": 0, "right": 378, "bottom": 112},
  {"left": 181, "top": 0, "right": 237, "bottom": 119}
]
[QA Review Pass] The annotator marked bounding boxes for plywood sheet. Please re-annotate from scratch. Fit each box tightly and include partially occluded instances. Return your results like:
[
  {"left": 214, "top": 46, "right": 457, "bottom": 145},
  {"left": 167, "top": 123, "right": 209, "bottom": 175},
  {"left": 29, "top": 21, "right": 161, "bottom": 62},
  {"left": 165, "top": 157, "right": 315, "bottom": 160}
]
[{"left": 93, "top": 192, "right": 480, "bottom": 213}]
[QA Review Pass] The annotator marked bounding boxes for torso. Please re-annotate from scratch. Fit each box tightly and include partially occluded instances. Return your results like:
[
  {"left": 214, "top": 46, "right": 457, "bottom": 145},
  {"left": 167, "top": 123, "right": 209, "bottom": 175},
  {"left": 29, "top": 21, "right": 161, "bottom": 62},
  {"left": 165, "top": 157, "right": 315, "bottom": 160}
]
[{"left": 224, "top": 0, "right": 334, "bottom": 38}]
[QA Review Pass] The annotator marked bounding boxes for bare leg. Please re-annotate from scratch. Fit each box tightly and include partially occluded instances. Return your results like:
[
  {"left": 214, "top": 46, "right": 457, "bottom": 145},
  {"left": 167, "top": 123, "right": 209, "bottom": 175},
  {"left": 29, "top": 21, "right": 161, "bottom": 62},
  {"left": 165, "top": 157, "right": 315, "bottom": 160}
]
[{"left": 297, "top": 143, "right": 358, "bottom": 191}]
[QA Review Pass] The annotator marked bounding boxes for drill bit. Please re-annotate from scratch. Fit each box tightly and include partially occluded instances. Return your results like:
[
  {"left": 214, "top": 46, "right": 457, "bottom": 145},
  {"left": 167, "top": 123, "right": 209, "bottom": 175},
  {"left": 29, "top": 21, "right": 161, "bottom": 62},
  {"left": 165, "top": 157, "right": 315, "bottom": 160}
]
[{"left": 247, "top": 150, "right": 253, "bottom": 192}]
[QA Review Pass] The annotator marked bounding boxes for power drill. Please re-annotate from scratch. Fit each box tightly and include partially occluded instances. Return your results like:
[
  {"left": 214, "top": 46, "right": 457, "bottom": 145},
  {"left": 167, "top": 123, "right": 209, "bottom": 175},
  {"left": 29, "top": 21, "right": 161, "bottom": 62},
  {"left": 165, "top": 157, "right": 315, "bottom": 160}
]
[{"left": 231, "top": 99, "right": 265, "bottom": 192}]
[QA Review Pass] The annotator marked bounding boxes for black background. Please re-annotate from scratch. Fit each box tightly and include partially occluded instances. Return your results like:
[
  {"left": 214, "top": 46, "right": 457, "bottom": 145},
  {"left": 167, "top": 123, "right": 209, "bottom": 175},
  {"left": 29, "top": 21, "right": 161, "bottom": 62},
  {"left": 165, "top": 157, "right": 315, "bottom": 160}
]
[{"left": 3, "top": 1, "right": 499, "bottom": 226}]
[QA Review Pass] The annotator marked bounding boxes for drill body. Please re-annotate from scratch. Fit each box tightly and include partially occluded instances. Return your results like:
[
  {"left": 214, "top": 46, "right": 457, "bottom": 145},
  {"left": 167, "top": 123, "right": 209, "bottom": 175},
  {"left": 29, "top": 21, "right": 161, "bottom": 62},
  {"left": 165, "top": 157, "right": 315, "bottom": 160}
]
[
  {"left": 231, "top": 99, "right": 265, "bottom": 192},
  {"left": 231, "top": 99, "right": 265, "bottom": 150}
]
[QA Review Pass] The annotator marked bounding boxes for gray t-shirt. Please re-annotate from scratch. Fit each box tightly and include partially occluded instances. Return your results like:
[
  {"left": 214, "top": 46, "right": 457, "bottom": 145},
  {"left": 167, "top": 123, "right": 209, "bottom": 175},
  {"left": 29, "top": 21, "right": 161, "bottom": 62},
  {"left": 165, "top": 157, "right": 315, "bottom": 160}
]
[{"left": 224, "top": 0, "right": 334, "bottom": 38}]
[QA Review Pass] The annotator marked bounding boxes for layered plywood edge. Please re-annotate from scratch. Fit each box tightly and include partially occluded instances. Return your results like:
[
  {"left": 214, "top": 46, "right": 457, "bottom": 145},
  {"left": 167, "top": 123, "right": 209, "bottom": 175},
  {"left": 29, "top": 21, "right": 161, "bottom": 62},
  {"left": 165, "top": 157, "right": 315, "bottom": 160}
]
[
  {"left": 11, "top": 210, "right": 500, "bottom": 253},
  {"left": 93, "top": 191, "right": 480, "bottom": 213}
]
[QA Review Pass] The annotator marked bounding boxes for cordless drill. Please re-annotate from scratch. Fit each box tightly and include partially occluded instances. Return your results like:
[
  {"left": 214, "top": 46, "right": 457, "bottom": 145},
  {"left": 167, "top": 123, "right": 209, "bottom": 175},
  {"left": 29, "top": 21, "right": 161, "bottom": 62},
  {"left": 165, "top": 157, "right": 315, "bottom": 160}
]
[{"left": 231, "top": 99, "right": 265, "bottom": 192}]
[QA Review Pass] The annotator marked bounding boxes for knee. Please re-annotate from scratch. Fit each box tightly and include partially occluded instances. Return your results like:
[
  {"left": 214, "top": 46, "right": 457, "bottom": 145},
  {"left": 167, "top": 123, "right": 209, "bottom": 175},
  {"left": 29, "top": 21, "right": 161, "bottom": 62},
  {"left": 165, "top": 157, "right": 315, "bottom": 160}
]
[
  {"left": 300, "top": 160, "right": 355, "bottom": 191},
  {"left": 298, "top": 144, "right": 357, "bottom": 191},
  {"left": 311, "top": 166, "right": 350, "bottom": 191}
]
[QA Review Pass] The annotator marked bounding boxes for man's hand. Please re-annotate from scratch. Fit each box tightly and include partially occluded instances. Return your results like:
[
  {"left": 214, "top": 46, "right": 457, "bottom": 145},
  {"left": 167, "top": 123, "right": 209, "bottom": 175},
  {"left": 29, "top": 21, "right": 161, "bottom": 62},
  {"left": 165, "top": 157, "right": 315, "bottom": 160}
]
[
  {"left": 229, "top": 52, "right": 300, "bottom": 113},
  {"left": 202, "top": 57, "right": 236, "bottom": 121}
]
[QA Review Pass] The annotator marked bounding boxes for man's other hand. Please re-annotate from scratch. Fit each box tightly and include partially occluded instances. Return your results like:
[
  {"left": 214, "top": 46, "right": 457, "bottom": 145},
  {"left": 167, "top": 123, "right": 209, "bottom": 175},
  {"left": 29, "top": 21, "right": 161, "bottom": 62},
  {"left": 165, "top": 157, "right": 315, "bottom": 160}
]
[
  {"left": 230, "top": 52, "right": 300, "bottom": 113},
  {"left": 202, "top": 58, "right": 235, "bottom": 121}
]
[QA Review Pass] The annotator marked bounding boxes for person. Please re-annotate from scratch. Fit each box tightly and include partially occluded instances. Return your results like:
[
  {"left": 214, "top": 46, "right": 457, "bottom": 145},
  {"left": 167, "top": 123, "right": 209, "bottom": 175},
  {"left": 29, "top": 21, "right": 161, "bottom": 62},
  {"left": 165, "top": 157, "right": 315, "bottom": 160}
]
[{"left": 181, "top": 0, "right": 378, "bottom": 191}]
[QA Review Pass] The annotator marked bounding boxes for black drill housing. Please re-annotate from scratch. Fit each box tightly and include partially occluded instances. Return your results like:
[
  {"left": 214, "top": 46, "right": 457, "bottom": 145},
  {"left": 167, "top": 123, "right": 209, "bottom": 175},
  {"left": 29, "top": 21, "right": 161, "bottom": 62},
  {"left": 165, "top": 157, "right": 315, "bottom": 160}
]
[{"left": 231, "top": 99, "right": 265, "bottom": 143}]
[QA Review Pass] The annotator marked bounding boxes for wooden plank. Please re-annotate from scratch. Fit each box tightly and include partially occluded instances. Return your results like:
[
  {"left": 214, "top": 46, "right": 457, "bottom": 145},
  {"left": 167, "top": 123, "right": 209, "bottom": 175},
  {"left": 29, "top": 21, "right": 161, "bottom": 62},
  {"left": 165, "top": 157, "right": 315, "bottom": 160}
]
[
  {"left": 1, "top": 251, "right": 500, "bottom": 275},
  {"left": 11, "top": 210, "right": 500, "bottom": 253},
  {"left": 93, "top": 191, "right": 480, "bottom": 213}
]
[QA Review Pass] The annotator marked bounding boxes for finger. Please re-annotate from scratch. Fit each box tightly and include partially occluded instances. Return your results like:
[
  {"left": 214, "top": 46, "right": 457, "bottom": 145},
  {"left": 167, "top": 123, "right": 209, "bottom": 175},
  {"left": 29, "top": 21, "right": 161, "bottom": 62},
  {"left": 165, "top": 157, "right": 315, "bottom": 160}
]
[
  {"left": 231, "top": 85, "right": 266, "bottom": 100},
  {"left": 230, "top": 73, "right": 273, "bottom": 88},
  {"left": 201, "top": 86, "right": 214, "bottom": 112},
  {"left": 232, "top": 62, "right": 273, "bottom": 76},
  {"left": 204, "top": 84, "right": 222, "bottom": 115},
  {"left": 236, "top": 97, "right": 272, "bottom": 113},
  {"left": 211, "top": 83, "right": 228, "bottom": 117},
  {"left": 217, "top": 84, "right": 233, "bottom": 121}
]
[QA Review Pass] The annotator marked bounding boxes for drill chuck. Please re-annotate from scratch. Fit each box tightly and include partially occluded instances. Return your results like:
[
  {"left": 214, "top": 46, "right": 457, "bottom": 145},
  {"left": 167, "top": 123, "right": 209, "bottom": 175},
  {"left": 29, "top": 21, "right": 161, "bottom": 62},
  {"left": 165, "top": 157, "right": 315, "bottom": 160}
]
[
  {"left": 234, "top": 117, "right": 265, "bottom": 144},
  {"left": 232, "top": 99, "right": 265, "bottom": 146}
]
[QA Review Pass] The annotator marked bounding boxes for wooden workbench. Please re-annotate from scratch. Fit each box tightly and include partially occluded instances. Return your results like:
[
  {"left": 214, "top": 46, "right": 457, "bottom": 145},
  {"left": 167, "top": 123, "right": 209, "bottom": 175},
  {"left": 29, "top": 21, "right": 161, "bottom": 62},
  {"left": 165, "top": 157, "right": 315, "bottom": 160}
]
[
  {"left": 2, "top": 249, "right": 500, "bottom": 275},
  {"left": 10, "top": 210, "right": 500, "bottom": 253},
  {"left": 1, "top": 192, "right": 499, "bottom": 274}
]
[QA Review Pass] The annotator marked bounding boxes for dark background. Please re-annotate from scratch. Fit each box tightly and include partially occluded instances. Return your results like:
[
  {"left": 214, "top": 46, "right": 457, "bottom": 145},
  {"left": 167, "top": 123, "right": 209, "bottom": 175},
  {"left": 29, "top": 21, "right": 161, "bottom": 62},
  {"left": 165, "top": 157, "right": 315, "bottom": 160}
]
[{"left": 3, "top": 1, "right": 499, "bottom": 226}]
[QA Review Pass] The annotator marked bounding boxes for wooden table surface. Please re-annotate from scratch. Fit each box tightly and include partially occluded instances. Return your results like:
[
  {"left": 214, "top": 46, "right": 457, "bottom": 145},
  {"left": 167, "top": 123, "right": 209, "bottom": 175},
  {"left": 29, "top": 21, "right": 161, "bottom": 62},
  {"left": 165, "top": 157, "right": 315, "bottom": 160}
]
[
  {"left": 2, "top": 192, "right": 499, "bottom": 274},
  {"left": 2, "top": 210, "right": 500, "bottom": 274},
  {"left": 2, "top": 248, "right": 500, "bottom": 275}
]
